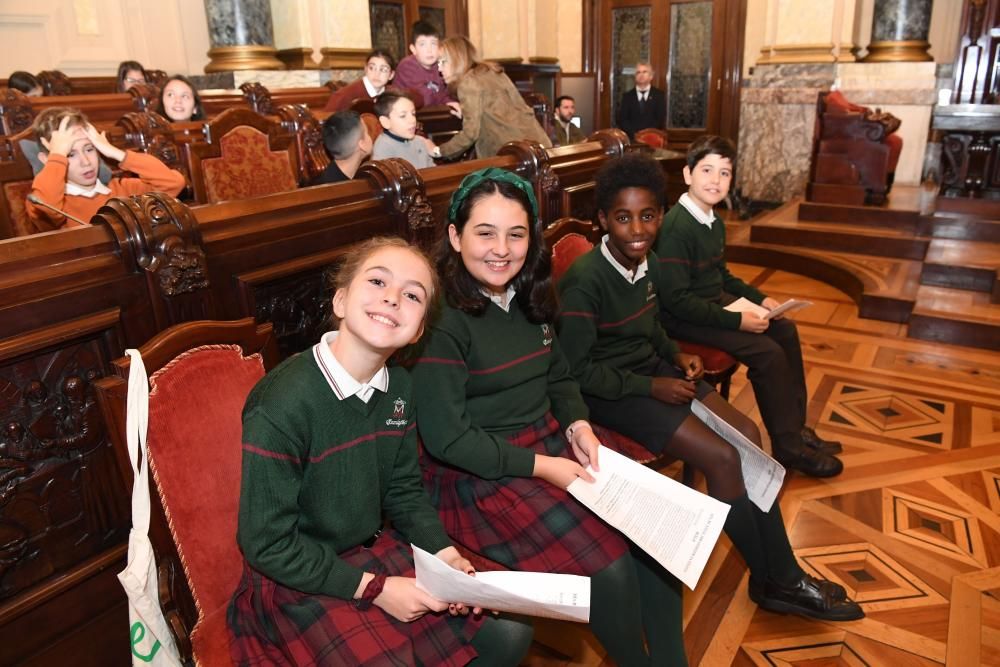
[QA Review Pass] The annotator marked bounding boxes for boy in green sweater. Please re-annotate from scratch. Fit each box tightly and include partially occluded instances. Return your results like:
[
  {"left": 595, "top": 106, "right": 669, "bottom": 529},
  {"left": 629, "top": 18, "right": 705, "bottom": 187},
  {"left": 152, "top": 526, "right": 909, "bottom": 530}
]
[
  {"left": 557, "top": 153, "right": 863, "bottom": 623},
  {"left": 653, "top": 135, "right": 844, "bottom": 478}
]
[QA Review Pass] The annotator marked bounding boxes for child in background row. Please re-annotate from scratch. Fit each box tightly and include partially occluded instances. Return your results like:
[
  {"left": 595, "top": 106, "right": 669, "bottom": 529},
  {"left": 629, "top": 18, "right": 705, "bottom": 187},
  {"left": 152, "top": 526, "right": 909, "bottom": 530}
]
[
  {"left": 653, "top": 135, "right": 846, "bottom": 478},
  {"left": 229, "top": 236, "right": 532, "bottom": 666},
  {"left": 8, "top": 71, "right": 42, "bottom": 97},
  {"left": 160, "top": 75, "right": 204, "bottom": 123},
  {"left": 394, "top": 20, "right": 457, "bottom": 110},
  {"left": 312, "top": 111, "right": 373, "bottom": 186},
  {"left": 116, "top": 60, "right": 146, "bottom": 92},
  {"left": 26, "top": 108, "right": 185, "bottom": 234},
  {"left": 412, "top": 168, "right": 686, "bottom": 666},
  {"left": 557, "top": 153, "right": 863, "bottom": 623},
  {"left": 372, "top": 91, "right": 438, "bottom": 168},
  {"left": 324, "top": 49, "right": 397, "bottom": 113}
]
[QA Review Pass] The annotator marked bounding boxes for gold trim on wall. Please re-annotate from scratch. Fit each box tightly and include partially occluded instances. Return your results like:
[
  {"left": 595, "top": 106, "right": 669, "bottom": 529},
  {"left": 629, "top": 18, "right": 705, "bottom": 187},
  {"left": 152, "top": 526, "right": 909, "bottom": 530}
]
[
  {"left": 318, "top": 48, "right": 370, "bottom": 70},
  {"left": 862, "top": 40, "right": 933, "bottom": 63},
  {"left": 205, "top": 45, "right": 284, "bottom": 72},
  {"left": 528, "top": 57, "right": 560, "bottom": 64},
  {"left": 276, "top": 48, "right": 318, "bottom": 70}
]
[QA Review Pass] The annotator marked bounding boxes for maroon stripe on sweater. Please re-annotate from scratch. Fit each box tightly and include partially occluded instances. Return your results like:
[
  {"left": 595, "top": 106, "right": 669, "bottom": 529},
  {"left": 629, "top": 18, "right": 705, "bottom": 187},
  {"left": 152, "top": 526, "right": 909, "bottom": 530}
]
[
  {"left": 597, "top": 301, "right": 656, "bottom": 329},
  {"left": 415, "top": 356, "right": 466, "bottom": 367},
  {"left": 560, "top": 311, "right": 596, "bottom": 319},
  {"left": 243, "top": 443, "right": 301, "bottom": 463},
  {"left": 469, "top": 346, "right": 550, "bottom": 376},
  {"left": 310, "top": 424, "right": 414, "bottom": 463}
]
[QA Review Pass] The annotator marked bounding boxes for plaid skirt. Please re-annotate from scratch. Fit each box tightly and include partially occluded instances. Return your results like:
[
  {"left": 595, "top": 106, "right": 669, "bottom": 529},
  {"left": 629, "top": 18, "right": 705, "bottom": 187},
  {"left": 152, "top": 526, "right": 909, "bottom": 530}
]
[
  {"left": 421, "top": 413, "right": 627, "bottom": 576},
  {"left": 227, "top": 529, "right": 480, "bottom": 666}
]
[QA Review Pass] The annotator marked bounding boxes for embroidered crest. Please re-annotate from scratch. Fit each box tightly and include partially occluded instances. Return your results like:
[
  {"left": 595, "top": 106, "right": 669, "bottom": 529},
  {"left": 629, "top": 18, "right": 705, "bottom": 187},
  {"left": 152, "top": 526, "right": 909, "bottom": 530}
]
[
  {"left": 646, "top": 281, "right": 656, "bottom": 301},
  {"left": 541, "top": 323, "right": 553, "bottom": 346},
  {"left": 386, "top": 397, "right": 408, "bottom": 426}
]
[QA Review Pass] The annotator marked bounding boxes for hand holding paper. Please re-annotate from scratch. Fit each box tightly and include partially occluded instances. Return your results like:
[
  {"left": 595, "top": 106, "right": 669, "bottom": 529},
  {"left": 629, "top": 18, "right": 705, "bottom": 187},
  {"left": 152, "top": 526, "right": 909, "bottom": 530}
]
[{"left": 726, "top": 297, "right": 812, "bottom": 321}]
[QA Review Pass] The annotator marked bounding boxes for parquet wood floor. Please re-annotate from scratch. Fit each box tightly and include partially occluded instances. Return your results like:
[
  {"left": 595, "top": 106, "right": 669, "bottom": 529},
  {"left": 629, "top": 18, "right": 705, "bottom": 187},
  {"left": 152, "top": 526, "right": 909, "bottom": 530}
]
[{"left": 523, "top": 265, "right": 1000, "bottom": 667}]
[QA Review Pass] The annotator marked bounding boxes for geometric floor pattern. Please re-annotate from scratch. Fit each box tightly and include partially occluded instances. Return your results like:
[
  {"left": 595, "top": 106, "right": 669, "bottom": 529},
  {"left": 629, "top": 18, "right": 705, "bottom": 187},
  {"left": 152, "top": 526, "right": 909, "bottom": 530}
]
[{"left": 524, "top": 265, "right": 1000, "bottom": 666}]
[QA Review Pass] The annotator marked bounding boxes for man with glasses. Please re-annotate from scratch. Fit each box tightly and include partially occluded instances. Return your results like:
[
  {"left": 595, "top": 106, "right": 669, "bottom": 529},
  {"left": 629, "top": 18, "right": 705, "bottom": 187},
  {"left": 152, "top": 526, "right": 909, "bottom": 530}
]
[
  {"left": 615, "top": 61, "right": 666, "bottom": 141},
  {"left": 324, "top": 49, "right": 398, "bottom": 112}
]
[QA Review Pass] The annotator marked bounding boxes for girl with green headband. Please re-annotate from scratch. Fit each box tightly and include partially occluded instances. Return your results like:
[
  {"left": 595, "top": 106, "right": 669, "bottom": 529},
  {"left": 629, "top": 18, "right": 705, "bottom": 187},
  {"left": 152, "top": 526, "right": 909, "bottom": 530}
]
[{"left": 412, "top": 168, "right": 687, "bottom": 666}]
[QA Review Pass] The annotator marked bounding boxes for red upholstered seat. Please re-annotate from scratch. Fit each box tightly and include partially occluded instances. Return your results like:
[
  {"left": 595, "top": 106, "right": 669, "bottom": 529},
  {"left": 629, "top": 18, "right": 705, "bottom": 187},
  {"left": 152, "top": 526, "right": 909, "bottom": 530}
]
[
  {"left": 634, "top": 128, "right": 669, "bottom": 149},
  {"left": 550, "top": 231, "right": 593, "bottom": 282},
  {"left": 95, "top": 319, "right": 279, "bottom": 666},
  {"left": 200, "top": 126, "right": 298, "bottom": 203}
]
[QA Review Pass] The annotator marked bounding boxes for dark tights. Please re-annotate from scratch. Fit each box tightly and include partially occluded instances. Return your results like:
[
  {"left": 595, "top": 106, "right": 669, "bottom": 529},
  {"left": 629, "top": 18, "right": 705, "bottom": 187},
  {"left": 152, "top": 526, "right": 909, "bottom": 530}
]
[
  {"left": 468, "top": 614, "right": 534, "bottom": 666},
  {"left": 666, "top": 393, "right": 803, "bottom": 584}
]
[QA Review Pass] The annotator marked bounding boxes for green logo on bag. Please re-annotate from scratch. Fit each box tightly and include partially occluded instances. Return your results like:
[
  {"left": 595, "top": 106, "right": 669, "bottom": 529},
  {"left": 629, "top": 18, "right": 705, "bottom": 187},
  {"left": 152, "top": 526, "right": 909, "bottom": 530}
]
[{"left": 130, "top": 621, "right": 162, "bottom": 662}]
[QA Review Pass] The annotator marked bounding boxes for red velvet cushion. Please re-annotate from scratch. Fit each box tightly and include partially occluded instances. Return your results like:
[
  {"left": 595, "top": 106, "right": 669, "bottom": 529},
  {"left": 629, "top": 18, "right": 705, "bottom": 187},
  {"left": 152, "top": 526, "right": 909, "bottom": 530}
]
[
  {"left": 884, "top": 133, "right": 903, "bottom": 171},
  {"left": 190, "top": 607, "right": 232, "bottom": 667},
  {"left": 825, "top": 90, "right": 867, "bottom": 114},
  {"left": 551, "top": 233, "right": 593, "bottom": 282},
  {"left": 675, "top": 340, "right": 738, "bottom": 375},
  {"left": 146, "top": 345, "right": 265, "bottom": 666},
  {"left": 634, "top": 129, "right": 668, "bottom": 149},
  {"left": 201, "top": 126, "right": 298, "bottom": 203},
  {"left": 4, "top": 180, "right": 33, "bottom": 236}
]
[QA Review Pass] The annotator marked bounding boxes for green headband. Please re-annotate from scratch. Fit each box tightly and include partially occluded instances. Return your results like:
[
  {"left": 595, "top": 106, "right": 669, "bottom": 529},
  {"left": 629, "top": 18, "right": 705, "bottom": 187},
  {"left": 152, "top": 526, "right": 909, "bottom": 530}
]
[{"left": 447, "top": 167, "right": 538, "bottom": 223}]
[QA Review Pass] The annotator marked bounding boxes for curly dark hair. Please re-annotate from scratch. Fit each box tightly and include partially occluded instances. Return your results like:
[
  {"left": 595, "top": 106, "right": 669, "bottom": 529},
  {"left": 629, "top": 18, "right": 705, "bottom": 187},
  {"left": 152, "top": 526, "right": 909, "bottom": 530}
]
[
  {"left": 594, "top": 152, "right": 666, "bottom": 215},
  {"left": 435, "top": 178, "right": 555, "bottom": 323}
]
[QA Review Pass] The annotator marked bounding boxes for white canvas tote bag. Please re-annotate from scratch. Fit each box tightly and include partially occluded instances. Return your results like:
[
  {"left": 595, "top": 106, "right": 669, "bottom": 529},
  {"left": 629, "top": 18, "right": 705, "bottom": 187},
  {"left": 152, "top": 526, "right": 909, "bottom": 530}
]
[{"left": 119, "top": 349, "right": 183, "bottom": 666}]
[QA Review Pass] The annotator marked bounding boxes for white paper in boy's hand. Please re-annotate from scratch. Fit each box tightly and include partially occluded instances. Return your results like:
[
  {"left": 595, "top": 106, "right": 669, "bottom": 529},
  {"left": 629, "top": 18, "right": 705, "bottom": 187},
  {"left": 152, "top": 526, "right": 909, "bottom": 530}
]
[
  {"left": 763, "top": 298, "right": 812, "bottom": 320},
  {"left": 690, "top": 399, "right": 784, "bottom": 512},
  {"left": 412, "top": 545, "right": 591, "bottom": 623},
  {"left": 567, "top": 446, "right": 728, "bottom": 590},
  {"left": 724, "top": 297, "right": 769, "bottom": 318}
]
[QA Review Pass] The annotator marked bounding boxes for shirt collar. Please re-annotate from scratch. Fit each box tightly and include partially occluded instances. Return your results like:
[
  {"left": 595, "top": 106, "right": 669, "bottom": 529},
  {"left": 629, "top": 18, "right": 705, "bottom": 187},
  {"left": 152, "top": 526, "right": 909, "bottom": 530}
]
[
  {"left": 65, "top": 180, "right": 112, "bottom": 197},
  {"left": 312, "top": 331, "right": 389, "bottom": 403},
  {"left": 481, "top": 285, "right": 517, "bottom": 312},
  {"left": 637, "top": 87, "right": 651, "bottom": 95},
  {"left": 362, "top": 76, "right": 383, "bottom": 98},
  {"left": 600, "top": 235, "right": 648, "bottom": 284},
  {"left": 679, "top": 193, "right": 716, "bottom": 228},
  {"left": 382, "top": 129, "right": 409, "bottom": 143}
]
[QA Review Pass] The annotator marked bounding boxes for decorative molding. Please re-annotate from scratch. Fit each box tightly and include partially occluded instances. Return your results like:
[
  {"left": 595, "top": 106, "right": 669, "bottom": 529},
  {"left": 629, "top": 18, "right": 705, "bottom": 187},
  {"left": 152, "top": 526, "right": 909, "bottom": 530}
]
[
  {"left": 205, "top": 45, "right": 283, "bottom": 73},
  {"left": 276, "top": 47, "right": 318, "bottom": 70},
  {"left": 768, "top": 43, "right": 837, "bottom": 64},
  {"left": 863, "top": 40, "right": 934, "bottom": 63},
  {"left": 240, "top": 82, "right": 276, "bottom": 115},
  {"left": 318, "top": 47, "right": 369, "bottom": 70}
]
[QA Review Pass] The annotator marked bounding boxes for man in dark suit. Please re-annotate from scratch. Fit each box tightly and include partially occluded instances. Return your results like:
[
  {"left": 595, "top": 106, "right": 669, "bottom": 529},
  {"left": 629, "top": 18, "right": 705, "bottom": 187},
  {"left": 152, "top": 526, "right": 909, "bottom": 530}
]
[{"left": 615, "top": 61, "right": 666, "bottom": 141}]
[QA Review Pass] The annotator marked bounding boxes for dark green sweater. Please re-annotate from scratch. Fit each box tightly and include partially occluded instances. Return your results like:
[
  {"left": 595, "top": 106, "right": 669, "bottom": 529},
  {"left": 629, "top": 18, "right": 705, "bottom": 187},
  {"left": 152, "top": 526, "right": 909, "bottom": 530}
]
[
  {"left": 237, "top": 351, "right": 450, "bottom": 600},
  {"left": 412, "top": 298, "right": 589, "bottom": 480},
  {"left": 653, "top": 202, "right": 765, "bottom": 330},
  {"left": 557, "top": 246, "right": 679, "bottom": 399}
]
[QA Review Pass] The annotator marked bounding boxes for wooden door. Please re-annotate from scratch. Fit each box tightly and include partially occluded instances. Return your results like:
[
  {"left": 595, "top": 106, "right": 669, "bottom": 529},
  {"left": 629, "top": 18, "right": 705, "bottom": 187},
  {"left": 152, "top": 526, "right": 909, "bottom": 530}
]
[
  {"left": 595, "top": 0, "right": 745, "bottom": 146},
  {"left": 369, "top": 0, "right": 469, "bottom": 64}
]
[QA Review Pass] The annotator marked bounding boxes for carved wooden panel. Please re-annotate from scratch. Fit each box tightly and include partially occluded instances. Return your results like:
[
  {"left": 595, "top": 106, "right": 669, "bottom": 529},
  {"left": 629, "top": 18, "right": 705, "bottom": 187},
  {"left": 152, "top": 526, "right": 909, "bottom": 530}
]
[
  {"left": 251, "top": 267, "right": 338, "bottom": 358},
  {"left": 0, "top": 325, "right": 128, "bottom": 600},
  {"left": 0, "top": 88, "right": 34, "bottom": 136}
]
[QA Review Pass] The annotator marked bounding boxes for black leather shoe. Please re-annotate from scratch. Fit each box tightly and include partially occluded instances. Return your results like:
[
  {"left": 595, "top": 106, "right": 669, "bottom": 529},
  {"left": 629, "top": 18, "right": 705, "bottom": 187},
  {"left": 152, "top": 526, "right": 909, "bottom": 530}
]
[
  {"left": 774, "top": 445, "right": 844, "bottom": 478},
  {"left": 750, "top": 573, "right": 864, "bottom": 621},
  {"left": 801, "top": 426, "right": 843, "bottom": 455},
  {"left": 749, "top": 575, "right": 847, "bottom": 601}
]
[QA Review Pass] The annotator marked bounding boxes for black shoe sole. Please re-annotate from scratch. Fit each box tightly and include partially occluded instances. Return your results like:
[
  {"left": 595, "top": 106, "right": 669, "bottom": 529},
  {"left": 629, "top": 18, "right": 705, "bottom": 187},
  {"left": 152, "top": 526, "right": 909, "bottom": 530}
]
[
  {"left": 753, "top": 596, "right": 865, "bottom": 621},
  {"left": 776, "top": 458, "right": 844, "bottom": 478}
]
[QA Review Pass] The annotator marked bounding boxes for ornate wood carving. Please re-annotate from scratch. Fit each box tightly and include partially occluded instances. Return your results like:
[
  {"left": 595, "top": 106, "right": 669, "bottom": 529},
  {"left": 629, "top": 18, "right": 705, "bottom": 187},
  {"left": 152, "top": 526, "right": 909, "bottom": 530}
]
[
  {"left": 940, "top": 131, "right": 1000, "bottom": 199},
  {"left": 0, "top": 88, "right": 34, "bottom": 136},
  {"left": 36, "top": 70, "right": 72, "bottom": 96},
  {"left": 96, "top": 193, "right": 213, "bottom": 329},
  {"left": 127, "top": 83, "right": 161, "bottom": 112},
  {"left": 253, "top": 268, "right": 336, "bottom": 358},
  {"left": 240, "top": 82, "right": 276, "bottom": 115},
  {"left": 145, "top": 69, "right": 169, "bottom": 88},
  {"left": 0, "top": 338, "right": 128, "bottom": 599},
  {"left": 276, "top": 103, "right": 329, "bottom": 185},
  {"left": 498, "top": 140, "right": 561, "bottom": 224},
  {"left": 117, "top": 111, "right": 187, "bottom": 180},
  {"left": 359, "top": 158, "right": 435, "bottom": 248}
]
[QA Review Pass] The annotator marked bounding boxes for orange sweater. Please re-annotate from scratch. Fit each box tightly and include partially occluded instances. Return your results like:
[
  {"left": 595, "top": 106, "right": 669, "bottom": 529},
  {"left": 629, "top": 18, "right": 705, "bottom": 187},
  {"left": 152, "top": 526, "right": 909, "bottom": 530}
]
[{"left": 26, "top": 151, "right": 187, "bottom": 234}]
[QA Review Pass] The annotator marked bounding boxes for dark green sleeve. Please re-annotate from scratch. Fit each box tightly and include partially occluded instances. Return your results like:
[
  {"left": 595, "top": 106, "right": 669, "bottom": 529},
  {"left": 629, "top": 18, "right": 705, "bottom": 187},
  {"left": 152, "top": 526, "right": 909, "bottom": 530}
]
[
  {"left": 546, "top": 331, "right": 591, "bottom": 429},
  {"left": 557, "top": 282, "right": 653, "bottom": 398},
  {"left": 412, "top": 324, "right": 536, "bottom": 479},
  {"left": 382, "top": 420, "right": 451, "bottom": 554},
  {"left": 720, "top": 260, "right": 766, "bottom": 303},
  {"left": 237, "top": 409, "right": 364, "bottom": 600},
  {"left": 655, "top": 222, "right": 742, "bottom": 330}
]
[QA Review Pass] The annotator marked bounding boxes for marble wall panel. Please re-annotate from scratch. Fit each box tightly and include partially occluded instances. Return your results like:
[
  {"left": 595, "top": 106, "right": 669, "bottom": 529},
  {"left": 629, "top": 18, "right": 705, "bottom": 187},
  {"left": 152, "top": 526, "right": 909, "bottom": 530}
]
[{"left": 738, "top": 100, "right": 818, "bottom": 201}]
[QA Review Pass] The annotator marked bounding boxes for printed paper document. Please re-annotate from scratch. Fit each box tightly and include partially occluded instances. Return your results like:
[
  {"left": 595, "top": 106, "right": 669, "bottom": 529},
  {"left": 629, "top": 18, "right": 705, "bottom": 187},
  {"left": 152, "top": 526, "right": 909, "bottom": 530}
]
[
  {"left": 567, "top": 446, "right": 728, "bottom": 589},
  {"left": 691, "top": 399, "right": 785, "bottom": 512},
  {"left": 413, "top": 545, "right": 591, "bottom": 623},
  {"left": 724, "top": 297, "right": 812, "bottom": 320}
]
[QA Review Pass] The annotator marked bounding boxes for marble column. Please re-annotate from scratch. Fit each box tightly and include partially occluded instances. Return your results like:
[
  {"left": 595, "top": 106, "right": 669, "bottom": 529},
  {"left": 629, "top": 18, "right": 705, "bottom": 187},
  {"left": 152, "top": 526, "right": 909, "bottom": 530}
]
[
  {"left": 864, "top": 0, "right": 934, "bottom": 62},
  {"left": 203, "top": 0, "right": 284, "bottom": 73},
  {"left": 270, "top": 0, "right": 317, "bottom": 69}
]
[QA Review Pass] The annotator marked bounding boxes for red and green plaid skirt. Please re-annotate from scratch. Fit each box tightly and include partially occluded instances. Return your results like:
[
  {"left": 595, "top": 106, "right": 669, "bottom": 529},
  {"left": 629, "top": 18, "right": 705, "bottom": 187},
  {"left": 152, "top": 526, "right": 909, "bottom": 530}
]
[
  {"left": 421, "top": 413, "right": 628, "bottom": 576},
  {"left": 227, "top": 529, "right": 481, "bottom": 666}
]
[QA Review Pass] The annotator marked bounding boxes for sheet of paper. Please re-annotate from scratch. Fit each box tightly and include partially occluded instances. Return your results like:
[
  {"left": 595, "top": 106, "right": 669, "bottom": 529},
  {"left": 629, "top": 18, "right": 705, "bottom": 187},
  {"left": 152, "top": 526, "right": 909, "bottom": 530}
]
[
  {"left": 412, "top": 545, "right": 591, "bottom": 623},
  {"left": 690, "top": 399, "right": 785, "bottom": 512},
  {"left": 567, "top": 446, "right": 728, "bottom": 590},
  {"left": 724, "top": 297, "right": 769, "bottom": 318},
  {"left": 763, "top": 298, "right": 812, "bottom": 320}
]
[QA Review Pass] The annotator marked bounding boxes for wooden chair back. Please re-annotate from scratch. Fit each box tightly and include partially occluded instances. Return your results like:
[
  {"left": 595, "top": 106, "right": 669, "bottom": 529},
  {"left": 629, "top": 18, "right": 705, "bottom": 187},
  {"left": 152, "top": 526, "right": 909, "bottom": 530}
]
[{"left": 94, "top": 318, "right": 279, "bottom": 666}]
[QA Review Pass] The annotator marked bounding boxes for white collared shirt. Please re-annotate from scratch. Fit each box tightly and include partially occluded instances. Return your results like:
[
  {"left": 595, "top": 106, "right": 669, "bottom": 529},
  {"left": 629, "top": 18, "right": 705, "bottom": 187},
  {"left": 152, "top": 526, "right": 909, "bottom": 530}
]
[
  {"left": 600, "top": 235, "right": 648, "bottom": 284},
  {"left": 312, "top": 331, "right": 389, "bottom": 403},
  {"left": 637, "top": 87, "right": 650, "bottom": 101},
  {"left": 65, "top": 180, "right": 112, "bottom": 198},
  {"left": 482, "top": 285, "right": 517, "bottom": 312},
  {"left": 362, "top": 76, "right": 383, "bottom": 98},
  {"left": 678, "top": 192, "right": 716, "bottom": 229}
]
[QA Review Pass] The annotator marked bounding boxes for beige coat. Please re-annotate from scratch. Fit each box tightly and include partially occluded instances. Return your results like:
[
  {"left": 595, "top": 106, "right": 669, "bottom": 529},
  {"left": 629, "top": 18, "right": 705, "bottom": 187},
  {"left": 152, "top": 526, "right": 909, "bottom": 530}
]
[{"left": 439, "top": 67, "right": 552, "bottom": 159}]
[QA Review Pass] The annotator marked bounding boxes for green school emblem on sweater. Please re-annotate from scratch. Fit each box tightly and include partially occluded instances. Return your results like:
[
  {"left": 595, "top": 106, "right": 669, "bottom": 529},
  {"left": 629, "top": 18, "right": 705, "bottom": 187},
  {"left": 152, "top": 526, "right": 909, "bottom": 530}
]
[
  {"left": 541, "top": 324, "right": 553, "bottom": 346},
  {"left": 386, "top": 397, "right": 408, "bottom": 426}
]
